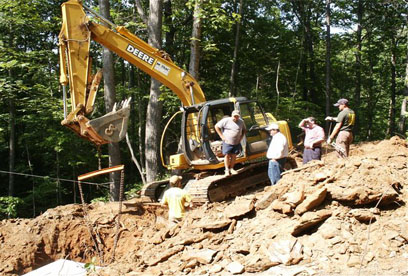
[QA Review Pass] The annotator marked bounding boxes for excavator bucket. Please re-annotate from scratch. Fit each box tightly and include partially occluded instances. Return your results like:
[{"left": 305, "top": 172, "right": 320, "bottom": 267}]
[{"left": 87, "top": 98, "right": 131, "bottom": 143}]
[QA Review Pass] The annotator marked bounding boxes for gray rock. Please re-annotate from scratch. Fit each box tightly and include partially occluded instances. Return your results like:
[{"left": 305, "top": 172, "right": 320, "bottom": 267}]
[
  {"left": 291, "top": 210, "right": 332, "bottom": 236},
  {"left": 183, "top": 248, "right": 218, "bottom": 264},
  {"left": 295, "top": 187, "right": 327, "bottom": 215},
  {"left": 226, "top": 261, "right": 244, "bottom": 274},
  {"left": 225, "top": 197, "right": 255, "bottom": 218}
]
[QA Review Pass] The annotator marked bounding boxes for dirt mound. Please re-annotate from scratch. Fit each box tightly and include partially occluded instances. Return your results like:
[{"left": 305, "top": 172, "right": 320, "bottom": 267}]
[{"left": 0, "top": 137, "right": 407, "bottom": 275}]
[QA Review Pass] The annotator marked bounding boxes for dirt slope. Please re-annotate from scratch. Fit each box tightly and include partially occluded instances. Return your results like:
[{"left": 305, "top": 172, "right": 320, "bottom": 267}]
[{"left": 0, "top": 137, "right": 407, "bottom": 275}]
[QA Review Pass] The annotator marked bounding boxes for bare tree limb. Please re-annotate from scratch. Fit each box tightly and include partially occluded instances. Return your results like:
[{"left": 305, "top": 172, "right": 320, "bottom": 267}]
[
  {"left": 134, "top": 0, "right": 147, "bottom": 24},
  {"left": 275, "top": 60, "right": 280, "bottom": 113}
]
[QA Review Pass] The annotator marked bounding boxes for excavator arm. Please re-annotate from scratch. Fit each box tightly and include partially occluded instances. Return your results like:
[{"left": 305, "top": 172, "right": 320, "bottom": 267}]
[{"left": 59, "top": 0, "right": 205, "bottom": 145}]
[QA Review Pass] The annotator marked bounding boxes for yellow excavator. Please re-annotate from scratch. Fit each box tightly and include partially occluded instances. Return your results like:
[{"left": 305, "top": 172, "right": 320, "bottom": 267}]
[{"left": 59, "top": 0, "right": 295, "bottom": 203}]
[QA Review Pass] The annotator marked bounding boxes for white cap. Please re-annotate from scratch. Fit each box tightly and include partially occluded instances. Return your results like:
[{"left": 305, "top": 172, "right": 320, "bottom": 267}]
[
  {"left": 169, "top": 175, "right": 182, "bottom": 185},
  {"left": 231, "top": 110, "right": 240, "bottom": 117},
  {"left": 265, "top": 123, "right": 279, "bottom": 131}
]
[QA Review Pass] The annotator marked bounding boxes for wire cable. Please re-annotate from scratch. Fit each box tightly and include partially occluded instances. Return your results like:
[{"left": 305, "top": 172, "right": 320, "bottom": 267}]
[{"left": 0, "top": 170, "right": 111, "bottom": 188}]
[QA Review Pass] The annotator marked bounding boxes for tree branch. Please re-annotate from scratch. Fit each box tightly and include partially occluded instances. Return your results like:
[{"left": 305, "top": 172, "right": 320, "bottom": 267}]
[{"left": 134, "top": 0, "right": 147, "bottom": 24}]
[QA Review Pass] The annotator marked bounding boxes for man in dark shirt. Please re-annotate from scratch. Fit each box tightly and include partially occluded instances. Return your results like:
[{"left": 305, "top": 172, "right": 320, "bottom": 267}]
[{"left": 326, "top": 98, "right": 355, "bottom": 157}]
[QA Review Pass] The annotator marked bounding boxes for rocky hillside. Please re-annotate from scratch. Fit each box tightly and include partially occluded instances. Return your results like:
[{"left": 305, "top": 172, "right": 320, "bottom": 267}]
[{"left": 0, "top": 137, "right": 407, "bottom": 275}]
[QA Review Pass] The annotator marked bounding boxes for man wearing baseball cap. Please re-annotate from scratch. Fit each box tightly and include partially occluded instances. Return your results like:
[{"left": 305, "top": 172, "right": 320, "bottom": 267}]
[
  {"left": 325, "top": 98, "right": 356, "bottom": 157},
  {"left": 215, "top": 110, "right": 247, "bottom": 176},
  {"left": 265, "top": 123, "right": 288, "bottom": 185}
]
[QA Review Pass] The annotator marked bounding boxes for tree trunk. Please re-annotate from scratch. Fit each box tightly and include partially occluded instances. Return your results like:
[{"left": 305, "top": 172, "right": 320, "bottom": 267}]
[
  {"left": 8, "top": 27, "right": 15, "bottom": 196},
  {"left": 301, "top": 36, "right": 308, "bottom": 101},
  {"left": 388, "top": 37, "right": 397, "bottom": 136},
  {"left": 406, "top": 14, "right": 408, "bottom": 89},
  {"left": 99, "top": 0, "right": 121, "bottom": 201},
  {"left": 189, "top": 0, "right": 203, "bottom": 80},
  {"left": 365, "top": 33, "right": 375, "bottom": 140},
  {"left": 136, "top": 71, "right": 145, "bottom": 172},
  {"left": 164, "top": 0, "right": 175, "bottom": 55},
  {"left": 325, "top": 0, "right": 331, "bottom": 131},
  {"left": 354, "top": 0, "right": 363, "bottom": 138},
  {"left": 145, "top": 0, "right": 163, "bottom": 183},
  {"left": 56, "top": 150, "right": 61, "bottom": 205},
  {"left": 292, "top": 1, "right": 308, "bottom": 101},
  {"left": 229, "top": 0, "right": 243, "bottom": 97},
  {"left": 120, "top": 59, "right": 126, "bottom": 87},
  {"left": 305, "top": 11, "right": 317, "bottom": 104},
  {"left": 128, "top": 56, "right": 146, "bottom": 177},
  {"left": 8, "top": 96, "right": 15, "bottom": 196},
  {"left": 401, "top": 14, "right": 408, "bottom": 134}
]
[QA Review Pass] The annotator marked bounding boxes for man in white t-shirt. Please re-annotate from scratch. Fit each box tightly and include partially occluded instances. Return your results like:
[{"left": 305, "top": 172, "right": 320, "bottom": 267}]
[
  {"left": 215, "top": 110, "right": 246, "bottom": 176},
  {"left": 266, "top": 123, "right": 288, "bottom": 185}
]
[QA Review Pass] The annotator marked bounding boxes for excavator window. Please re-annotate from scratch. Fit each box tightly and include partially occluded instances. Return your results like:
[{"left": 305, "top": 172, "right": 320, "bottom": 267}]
[
  {"left": 185, "top": 112, "right": 203, "bottom": 160},
  {"left": 238, "top": 101, "right": 270, "bottom": 155}
]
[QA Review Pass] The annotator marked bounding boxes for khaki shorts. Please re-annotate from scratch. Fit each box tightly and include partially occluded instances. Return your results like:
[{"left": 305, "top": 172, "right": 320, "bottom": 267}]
[{"left": 336, "top": 131, "right": 353, "bottom": 157}]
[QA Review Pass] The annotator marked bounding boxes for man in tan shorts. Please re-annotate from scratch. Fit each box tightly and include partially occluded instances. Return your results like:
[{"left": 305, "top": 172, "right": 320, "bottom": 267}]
[{"left": 326, "top": 98, "right": 355, "bottom": 157}]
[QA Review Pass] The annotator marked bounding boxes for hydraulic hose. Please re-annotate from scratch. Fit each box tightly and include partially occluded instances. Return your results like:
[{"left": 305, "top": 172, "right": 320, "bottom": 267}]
[{"left": 160, "top": 110, "right": 183, "bottom": 169}]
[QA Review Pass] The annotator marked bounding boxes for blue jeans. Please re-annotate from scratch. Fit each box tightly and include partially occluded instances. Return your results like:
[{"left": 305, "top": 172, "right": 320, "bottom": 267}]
[
  {"left": 303, "top": 147, "right": 321, "bottom": 164},
  {"left": 268, "top": 158, "right": 286, "bottom": 185}
]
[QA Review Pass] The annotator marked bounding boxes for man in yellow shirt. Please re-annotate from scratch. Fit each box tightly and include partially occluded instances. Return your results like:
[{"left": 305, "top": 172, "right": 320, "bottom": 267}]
[{"left": 161, "top": 175, "right": 193, "bottom": 225}]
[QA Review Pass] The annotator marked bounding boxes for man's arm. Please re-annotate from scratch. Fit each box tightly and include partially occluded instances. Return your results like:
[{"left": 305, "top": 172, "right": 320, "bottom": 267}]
[
  {"left": 328, "top": 122, "right": 342, "bottom": 144},
  {"left": 161, "top": 190, "right": 169, "bottom": 206},
  {"left": 215, "top": 125, "right": 225, "bottom": 141},
  {"left": 183, "top": 193, "right": 194, "bottom": 208},
  {"left": 325, "top": 116, "right": 337, "bottom": 121},
  {"left": 240, "top": 122, "right": 247, "bottom": 141},
  {"left": 298, "top": 119, "right": 308, "bottom": 128}
]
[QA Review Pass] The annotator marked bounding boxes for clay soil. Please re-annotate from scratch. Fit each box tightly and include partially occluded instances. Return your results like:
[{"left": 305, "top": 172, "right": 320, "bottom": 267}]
[{"left": 1, "top": 137, "right": 408, "bottom": 276}]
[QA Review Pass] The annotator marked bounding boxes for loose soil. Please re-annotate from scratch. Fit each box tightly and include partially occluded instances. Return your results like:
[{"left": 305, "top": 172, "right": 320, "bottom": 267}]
[{"left": 1, "top": 137, "right": 407, "bottom": 275}]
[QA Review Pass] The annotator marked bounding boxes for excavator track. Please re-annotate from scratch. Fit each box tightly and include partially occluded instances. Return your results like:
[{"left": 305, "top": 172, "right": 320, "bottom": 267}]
[
  {"left": 140, "top": 161, "right": 270, "bottom": 203},
  {"left": 140, "top": 157, "right": 298, "bottom": 204},
  {"left": 140, "top": 179, "right": 169, "bottom": 202},
  {"left": 187, "top": 161, "right": 269, "bottom": 203}
]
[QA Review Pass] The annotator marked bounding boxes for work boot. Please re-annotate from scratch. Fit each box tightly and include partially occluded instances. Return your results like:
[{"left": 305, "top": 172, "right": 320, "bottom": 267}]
[
  {"left": 230, "top": 168, "right": 238, "bottom": 175},
  {"left": 225, "top": 169, "right": 230, "bottom": 176}
]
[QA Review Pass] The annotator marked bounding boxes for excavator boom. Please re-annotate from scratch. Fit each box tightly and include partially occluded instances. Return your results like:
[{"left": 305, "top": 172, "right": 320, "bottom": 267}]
[{"left": 59, "top": 0, "right": 205, "bottom": 145}]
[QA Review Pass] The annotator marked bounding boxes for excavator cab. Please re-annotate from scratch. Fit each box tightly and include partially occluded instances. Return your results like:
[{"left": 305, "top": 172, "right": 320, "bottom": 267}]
[{"left": 167, "top": 97, "right": 273, "bottom": 171}]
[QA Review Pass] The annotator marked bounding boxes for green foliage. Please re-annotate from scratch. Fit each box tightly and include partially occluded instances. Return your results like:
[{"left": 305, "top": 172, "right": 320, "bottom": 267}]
[
  {"left": 84, "top": 257, "right": 97, "bottom": 273},
  {"left": 0, "top": 196, "right": 22, "bottom": 219},
  {"left": 90, "top": 196, "right": 109, "bottom": 203},
  {"left": 124, "top": 184, "right": 144, "bottom": 200}
]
